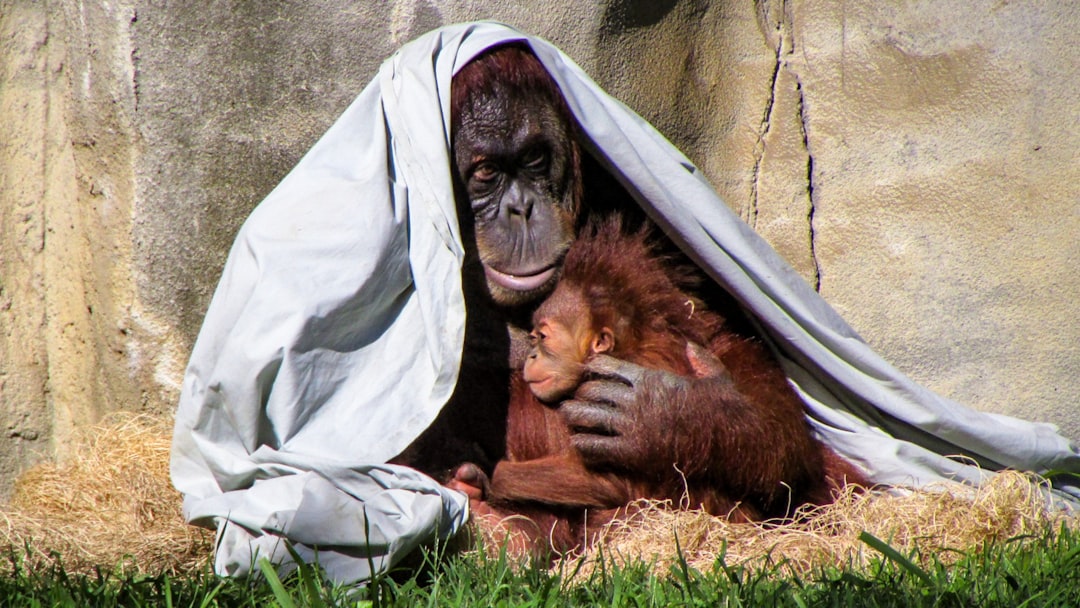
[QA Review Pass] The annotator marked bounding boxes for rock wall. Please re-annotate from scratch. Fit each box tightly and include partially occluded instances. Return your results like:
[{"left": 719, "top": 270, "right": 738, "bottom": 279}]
[{"left": 0, "top": 0, "right": 1076, "bottom": 496}]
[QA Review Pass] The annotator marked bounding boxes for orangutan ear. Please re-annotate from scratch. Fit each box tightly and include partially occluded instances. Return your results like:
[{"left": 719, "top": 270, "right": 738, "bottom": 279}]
[{"left": 592, "top": 328, "right": 615, "bottom": 354}]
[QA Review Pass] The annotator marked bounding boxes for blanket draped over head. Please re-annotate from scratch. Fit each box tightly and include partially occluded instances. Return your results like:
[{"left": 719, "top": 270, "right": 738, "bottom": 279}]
[{"left": 171, "top": 22, "right": 1080, "bottom": 584}]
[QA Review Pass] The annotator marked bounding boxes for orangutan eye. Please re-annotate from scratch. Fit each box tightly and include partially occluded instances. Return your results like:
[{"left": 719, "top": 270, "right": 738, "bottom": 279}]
[
  {"left": 521, "top": 147, "right": 548, "bottom": 171},
  {"left": 472, "top": 162, "right": 498, "bottom": 183},
  {"left": 469, "top": 162, "right": 502, "bottom": 200}
]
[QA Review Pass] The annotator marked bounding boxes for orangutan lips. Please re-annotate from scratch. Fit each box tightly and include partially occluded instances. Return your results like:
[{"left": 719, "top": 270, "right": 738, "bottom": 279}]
[{"left": 484, "top": 264, "right": 556, "bottom": 292}]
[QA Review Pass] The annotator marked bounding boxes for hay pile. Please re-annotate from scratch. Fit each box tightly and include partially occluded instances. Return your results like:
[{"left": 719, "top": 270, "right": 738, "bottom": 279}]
[
  {"left": 562, "top": 470, "right": 1075, "bottom": 577},
  {"left": 0, "top": 415, "right": 1073, "bottom": 579},
  {"left": 0, "top": 415, "right": 212, "bottom": 575}
]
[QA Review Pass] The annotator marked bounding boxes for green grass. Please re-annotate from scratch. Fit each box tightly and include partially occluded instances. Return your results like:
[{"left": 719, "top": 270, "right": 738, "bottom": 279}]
[{"left": 2, "top": 526, "right": 1077, "bottom": 607}]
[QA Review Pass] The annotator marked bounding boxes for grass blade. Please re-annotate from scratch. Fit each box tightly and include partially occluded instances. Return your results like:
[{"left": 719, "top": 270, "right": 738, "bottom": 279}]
[
  {"left": 163, "top": 574, "right": 173, "bottom": 608},
  {"left": 284, "top": 542, "right": 327, "bottom": 608},
  {"left": 257, "top": 558, "right": 298, "bottom": 608},
  {"left": 196, "top": 580, "right": 226, "bottom": 608},
  {"left": 858, "top": 531, "right": 932, "bottom": 586}
]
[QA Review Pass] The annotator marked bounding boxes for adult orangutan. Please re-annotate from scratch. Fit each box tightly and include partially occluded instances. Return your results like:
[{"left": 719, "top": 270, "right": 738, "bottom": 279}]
[
  {"left": 395, "top": 43, "right": 866, "bottom": 548},
  {"left": 388, "top": 42, "right": 583, "bottom": 476},
  {"left": 392, "top": 43, "right": 632, "bottom": 478}
]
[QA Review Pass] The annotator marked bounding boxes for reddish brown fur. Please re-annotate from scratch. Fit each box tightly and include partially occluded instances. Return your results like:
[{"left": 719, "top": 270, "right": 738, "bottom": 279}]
[
  {"left": 558, "top": 219, "right": 721, "bottom": 378},
  {"left": 450, "top": 44, "right": 573, "bottom": 128},
  {"left": 472, "top": 218, "right": 869, "bottom": 553}
]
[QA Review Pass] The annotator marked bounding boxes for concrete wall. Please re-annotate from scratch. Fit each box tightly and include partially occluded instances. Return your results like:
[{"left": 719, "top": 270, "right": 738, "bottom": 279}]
[{"left": 1, "top": 0, "right": 1076, "bottom": 496}]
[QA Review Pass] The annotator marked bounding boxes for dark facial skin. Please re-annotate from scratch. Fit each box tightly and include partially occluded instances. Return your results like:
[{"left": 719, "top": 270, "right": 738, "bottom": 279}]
[{"left": 453, "top": 86, "right": 577, "bottom": 308}]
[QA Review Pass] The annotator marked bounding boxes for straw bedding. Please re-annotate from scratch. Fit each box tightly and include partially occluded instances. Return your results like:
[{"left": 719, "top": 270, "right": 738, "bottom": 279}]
[
  {"left": 0, "top": 415, "right": 1072, "bottom": 577},
  {"left": 560, "top": 470, "right": 1073, "bottom": 576},
  {"left": 0, "top": 415, "right": 212, "bottom": 574}
]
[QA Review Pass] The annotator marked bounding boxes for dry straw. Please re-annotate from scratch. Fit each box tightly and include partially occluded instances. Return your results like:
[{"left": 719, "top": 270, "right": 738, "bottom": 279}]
[
  {"left": 0, "top": 415, "right": 1073, "bottom": 578},
  {"left": 0, "top": 414, "right": 212, "bottom": 575},
  {"left": 552, "top": 470, "right": 1075, "bottom": 578}
]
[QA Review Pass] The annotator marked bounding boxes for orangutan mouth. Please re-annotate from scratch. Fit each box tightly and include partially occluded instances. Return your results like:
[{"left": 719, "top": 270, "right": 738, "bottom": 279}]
[{"left": 484, "top": 264, "right": 557, "bottom": 292}]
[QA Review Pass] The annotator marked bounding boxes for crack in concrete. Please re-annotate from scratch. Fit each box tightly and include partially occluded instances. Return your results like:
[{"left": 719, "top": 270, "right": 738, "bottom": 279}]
[
  {"left": 795, "top": 76, "right": 822, "bottom": 292},
  {"left": 130, "top": 8, "right": 140, "bottom": 113},
  {"left": 748, "top": 21, "right": 785, "bottom": 229},
  {"left": 752, "top": 0, "right": 821, "bottom": 292}
]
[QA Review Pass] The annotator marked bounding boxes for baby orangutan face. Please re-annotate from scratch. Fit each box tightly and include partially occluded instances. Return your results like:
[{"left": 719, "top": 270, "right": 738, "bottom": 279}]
[{"left": 523, "top": 286, "right": 614, "bottom": 403}]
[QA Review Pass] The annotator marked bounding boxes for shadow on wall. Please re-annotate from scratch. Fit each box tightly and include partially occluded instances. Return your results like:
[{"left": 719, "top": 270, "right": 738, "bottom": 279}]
[{"left": 602, "top": 0, "right": 684, "bottom": 32}]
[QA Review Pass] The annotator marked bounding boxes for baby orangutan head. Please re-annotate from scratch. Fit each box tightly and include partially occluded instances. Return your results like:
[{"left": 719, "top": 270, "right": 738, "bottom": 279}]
[
  {"left": 521, "top": 215, "right": 718, "bottom": 403},
  {"left": 523, "top": 284, "right": 615, "bottom": 403}
]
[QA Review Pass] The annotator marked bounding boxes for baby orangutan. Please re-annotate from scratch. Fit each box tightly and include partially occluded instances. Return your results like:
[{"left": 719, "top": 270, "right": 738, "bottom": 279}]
[{"left": 450, "top": 216, "right": 868, "bottom": 554}]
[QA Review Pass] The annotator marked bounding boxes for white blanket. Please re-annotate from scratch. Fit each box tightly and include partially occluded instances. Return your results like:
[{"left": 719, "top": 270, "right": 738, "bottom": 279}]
[{"left": 171, "top": 21, "right": 1080, "bottom": 584}]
